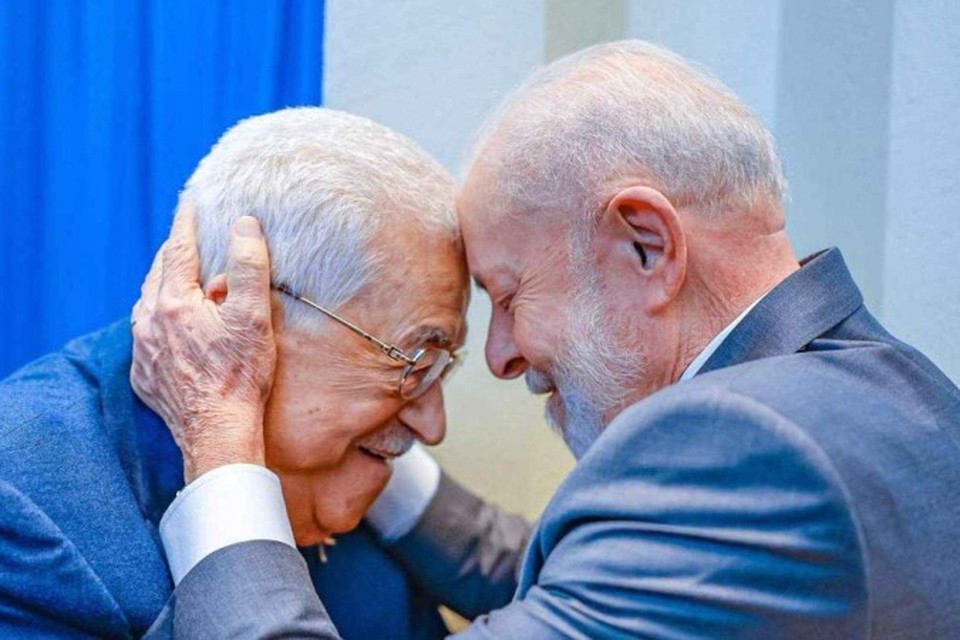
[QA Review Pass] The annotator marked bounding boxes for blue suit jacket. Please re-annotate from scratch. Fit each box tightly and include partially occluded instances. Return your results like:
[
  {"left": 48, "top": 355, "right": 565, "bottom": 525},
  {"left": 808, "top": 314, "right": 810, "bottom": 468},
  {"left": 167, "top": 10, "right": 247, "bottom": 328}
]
[
  {"left": 0, "top": 322, "right": 447, "bottom": 639},
  {"left": 160, "top": 248, "right": 960, "bottom": 638}
]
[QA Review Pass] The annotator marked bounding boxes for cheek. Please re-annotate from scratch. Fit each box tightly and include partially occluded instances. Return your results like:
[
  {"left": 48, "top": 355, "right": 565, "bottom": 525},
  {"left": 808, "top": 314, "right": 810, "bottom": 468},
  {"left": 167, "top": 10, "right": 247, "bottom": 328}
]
[
  {"left": 264, "top": 399, "right": 347, "bottom": 471},
  {"left": 513, "top": 304, "right": 568, "bottom": 369},
  {"left": 264, "top": 377, "right": 405, "bottom": 472}
]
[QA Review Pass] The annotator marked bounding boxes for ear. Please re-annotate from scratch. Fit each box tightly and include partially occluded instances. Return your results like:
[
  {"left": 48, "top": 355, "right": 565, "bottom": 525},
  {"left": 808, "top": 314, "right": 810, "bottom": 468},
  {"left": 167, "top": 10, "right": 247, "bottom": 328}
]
[
  {"left": 597, "top": 186, "right": 687, "bottom": 312},
  {"left": 204, "top": 273, "right": 229, "bottom": 305}
]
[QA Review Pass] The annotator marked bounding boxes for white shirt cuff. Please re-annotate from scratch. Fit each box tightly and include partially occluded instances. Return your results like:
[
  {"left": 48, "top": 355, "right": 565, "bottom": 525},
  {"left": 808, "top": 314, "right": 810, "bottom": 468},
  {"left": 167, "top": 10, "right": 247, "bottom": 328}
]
[
  {"left": 159, "top": 463, "right": 295, "bottom": 585},
  {"left": 365, "top": 443, "right": 441, "bottom": 542}
]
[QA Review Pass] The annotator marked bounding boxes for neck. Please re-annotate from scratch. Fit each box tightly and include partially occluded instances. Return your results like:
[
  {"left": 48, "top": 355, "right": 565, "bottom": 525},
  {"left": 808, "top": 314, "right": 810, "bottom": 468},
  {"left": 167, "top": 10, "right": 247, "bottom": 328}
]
[{"left": 668, "top": 231, "right": 799, "bottom": 382}]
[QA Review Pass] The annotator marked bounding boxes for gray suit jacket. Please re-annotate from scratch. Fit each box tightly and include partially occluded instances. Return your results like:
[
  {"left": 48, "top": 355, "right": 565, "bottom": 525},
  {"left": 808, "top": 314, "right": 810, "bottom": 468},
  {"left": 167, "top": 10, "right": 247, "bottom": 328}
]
[{"left": 156, "top": 248, "right": 960, "bottom": 638}]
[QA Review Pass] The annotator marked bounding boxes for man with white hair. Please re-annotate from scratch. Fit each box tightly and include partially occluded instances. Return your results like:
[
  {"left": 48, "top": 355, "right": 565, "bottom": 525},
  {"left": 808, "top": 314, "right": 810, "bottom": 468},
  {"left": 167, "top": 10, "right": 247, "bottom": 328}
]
[
  {"left": 0, "top": 107, "right": 468, "bottom": 638},
  {"left": 134, "top": 42, "right": 960, "bottom": 638}
]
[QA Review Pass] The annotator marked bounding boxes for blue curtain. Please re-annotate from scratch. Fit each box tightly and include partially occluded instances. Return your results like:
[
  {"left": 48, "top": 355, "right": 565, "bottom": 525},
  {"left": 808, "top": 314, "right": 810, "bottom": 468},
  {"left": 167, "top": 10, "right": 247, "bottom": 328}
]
[{"left": 0, "top": 0, "right": 324, "bottom": 377}]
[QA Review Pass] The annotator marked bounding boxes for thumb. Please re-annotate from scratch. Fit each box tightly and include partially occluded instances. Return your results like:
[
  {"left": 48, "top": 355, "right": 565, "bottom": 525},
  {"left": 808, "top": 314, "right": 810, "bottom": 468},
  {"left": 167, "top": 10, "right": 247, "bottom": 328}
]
[{"left": 222, "top": 216, "right": 272, "bottom": 324}]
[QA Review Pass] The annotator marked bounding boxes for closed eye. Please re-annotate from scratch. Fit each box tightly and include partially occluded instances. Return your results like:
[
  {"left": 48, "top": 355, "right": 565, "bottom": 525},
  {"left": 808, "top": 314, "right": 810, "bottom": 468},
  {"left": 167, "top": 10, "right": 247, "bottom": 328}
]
[{"left": 404, "top": 327, "right": 451, "bottom": 354}]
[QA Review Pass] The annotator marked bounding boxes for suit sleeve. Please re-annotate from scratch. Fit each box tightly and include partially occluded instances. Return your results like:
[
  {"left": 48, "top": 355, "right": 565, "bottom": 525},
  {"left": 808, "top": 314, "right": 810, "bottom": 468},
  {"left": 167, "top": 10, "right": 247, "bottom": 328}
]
[
  {"left": 452, "top": 388, "right": 870, "bottom": 639},
  {"left": 387, "top": 473, "right": 533, "bottom": 620},
  {"left": 149, "top": 475, "right": 534, "bottom": 639},
  {"left": 146, "top": 540, "right": 342, "bottom": 639}
]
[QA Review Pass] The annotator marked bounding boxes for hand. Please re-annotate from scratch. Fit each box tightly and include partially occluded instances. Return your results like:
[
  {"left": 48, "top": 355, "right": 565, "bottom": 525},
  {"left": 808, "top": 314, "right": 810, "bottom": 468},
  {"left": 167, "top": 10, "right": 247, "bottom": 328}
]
[{"left": 130, "top": 201, "right": 277, "bottom": 484}]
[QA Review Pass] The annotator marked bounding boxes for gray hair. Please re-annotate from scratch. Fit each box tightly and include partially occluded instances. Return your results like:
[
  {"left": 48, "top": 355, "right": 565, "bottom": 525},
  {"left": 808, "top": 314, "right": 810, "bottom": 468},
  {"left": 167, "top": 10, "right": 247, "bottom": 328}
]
[
  {"left": 470, "top": 40, "right": 786, "bottom": 221},
  {"left": 183, "top": 107, "right": 458, "bottom": 332}
]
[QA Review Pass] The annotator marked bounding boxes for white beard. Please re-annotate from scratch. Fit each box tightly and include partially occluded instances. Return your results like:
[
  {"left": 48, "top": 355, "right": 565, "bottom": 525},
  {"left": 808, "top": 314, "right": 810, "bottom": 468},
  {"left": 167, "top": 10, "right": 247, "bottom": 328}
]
[{"left": 527, "top": 266, "right": 648, "bottom": 459}]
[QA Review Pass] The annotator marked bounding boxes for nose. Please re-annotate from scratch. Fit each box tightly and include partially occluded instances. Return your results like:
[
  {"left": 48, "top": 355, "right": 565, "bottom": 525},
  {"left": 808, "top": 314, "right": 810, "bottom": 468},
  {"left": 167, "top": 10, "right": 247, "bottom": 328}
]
[
  {"left": 397, "top": 383, "right": 447, "bottom": 446},
  {"left": 485, "top": 305, "right": 527, "bottom": 379}
]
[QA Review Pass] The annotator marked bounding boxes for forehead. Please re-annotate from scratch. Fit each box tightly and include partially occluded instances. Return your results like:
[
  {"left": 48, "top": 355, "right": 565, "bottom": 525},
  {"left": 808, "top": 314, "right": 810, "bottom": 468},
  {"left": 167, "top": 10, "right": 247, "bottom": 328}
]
[
  {"left": 358, "top": 227, "right": 469, "bottom": 341},
  {"left": 458, "top": 165, "right": 534, "bottom": 292}
]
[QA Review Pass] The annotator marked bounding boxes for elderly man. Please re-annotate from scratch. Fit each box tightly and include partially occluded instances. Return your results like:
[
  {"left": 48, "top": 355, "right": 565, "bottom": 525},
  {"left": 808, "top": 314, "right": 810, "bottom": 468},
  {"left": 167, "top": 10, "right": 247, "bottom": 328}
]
[
  {"left": 0, "top": 107, "right": 467, "bottom": 638},
  {"left": 135, "top": 42, "right": 960, "bottom": 638}
]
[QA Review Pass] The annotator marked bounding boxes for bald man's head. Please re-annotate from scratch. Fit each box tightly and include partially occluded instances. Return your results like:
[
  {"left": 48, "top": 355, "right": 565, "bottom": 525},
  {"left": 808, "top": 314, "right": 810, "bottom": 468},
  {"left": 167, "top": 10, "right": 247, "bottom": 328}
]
[
  {"left": 466, "top": 40, "right": 786, "bottom": 229},
  {"left": 458, "top": 40, "right": 798, "bottom": 457}
]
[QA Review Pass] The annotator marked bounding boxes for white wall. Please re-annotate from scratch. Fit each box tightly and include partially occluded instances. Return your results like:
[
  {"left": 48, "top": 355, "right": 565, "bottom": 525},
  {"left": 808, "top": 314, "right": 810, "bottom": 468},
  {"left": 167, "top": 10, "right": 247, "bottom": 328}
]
[
  {"left": 775, "top": 0, "right": 894, "bottom": 314},
  {"left": 323, "top": 0, "right": 960, "bottom": 516},
  {"left": 883, "top": 0, "right": 960, "bottom": 383},
  {"left": 325, "top": 0, "right": 541, "bottom": 171},
  {"left": 628, "top": 0, "right": 781, "bottom": 127}
]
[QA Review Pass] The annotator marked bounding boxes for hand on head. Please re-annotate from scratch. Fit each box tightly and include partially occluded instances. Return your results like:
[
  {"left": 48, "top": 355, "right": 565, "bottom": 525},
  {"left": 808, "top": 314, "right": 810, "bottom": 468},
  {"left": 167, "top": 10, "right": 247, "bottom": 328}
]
[{"left": 130, "top": 201, "right": 277, "bottom": 483}]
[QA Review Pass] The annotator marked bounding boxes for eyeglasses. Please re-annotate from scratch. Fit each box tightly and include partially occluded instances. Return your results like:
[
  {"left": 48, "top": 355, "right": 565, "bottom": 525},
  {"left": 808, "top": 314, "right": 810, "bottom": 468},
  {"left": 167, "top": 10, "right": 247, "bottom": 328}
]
[{"left": 273, "top": 283, "right": 462, "bottom": 400}]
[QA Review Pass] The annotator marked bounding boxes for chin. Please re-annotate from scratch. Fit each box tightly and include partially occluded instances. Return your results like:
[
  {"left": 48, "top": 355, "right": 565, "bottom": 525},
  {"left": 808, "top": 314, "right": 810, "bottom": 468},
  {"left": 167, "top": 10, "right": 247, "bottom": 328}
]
[
  {"left": 292, "top": 470, "right": 392, "bottom": 545},
  {"left": 322, "top": 508, "right": 367, "bottom": 536},
  {"left": 291, "top": 505, "right": 365, "bottom": 547}
]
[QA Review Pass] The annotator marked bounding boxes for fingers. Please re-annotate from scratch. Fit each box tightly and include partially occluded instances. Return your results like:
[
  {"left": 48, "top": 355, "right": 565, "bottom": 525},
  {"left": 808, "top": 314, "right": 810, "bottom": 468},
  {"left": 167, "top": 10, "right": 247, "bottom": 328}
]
[
  {"left": 129, "top": 336, "right": 154, "bottom": 411},
  {"left": 159, "top": 200, "right": 203, "bottom": 300},
  {"left": 203, "top": 273, "right": 229, "bottom": 304},
  {"left": 222, "top": 216, "right": 273, "bottom": 329},
  {"left": 133, "top": 240, "right": 167, "bottom": 323}
]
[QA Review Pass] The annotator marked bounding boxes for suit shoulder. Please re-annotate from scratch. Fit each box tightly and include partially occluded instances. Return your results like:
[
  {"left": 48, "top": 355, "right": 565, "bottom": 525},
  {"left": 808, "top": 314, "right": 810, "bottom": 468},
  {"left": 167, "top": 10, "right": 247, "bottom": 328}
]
[
  {"left": 587, "top": 380, "right": 842, "bottom": 477},
  {"left": 0, "top": 353, "right": 89, "bottom": 430},
  {"left": 531, "top": 384, "right": 869, "bottom": 638},
  {"left": 0, "top": 324, "right": 126, "bottom": 536},
  {"left": 595, "top": 339, "right": 960, "bottom": 474},
  {"left": 0, "top": 321, "right": 130, "bottom": 440},
  {"left": 555, "top": 381, "right": 859, "bottom": 525},
  {"left": 692, "top": 339, "right": 959, "bottom": 425}
]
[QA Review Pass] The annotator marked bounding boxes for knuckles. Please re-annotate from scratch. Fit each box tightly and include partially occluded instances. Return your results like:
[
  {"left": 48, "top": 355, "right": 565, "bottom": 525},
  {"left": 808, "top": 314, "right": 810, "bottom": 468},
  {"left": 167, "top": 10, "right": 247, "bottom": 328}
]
[
  {"left": 164, "top": 236, "right": 191, "bottom": 260},
  {"left": 156, "top": 296, "right": 184, "bottom": 321},
  {"left": 131, "top": 319, "right": 150, "bottom": 343},
  {"left": 232, "top": 246, "right": 268, "bottom": 270},
  {"left": 245, "top": 312, "right": 271, "bottom": 337}
]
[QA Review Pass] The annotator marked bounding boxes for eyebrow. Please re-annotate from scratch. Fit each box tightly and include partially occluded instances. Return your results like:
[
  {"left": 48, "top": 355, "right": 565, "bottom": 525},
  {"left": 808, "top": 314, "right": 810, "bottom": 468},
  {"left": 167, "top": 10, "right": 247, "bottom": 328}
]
[{"left": 473, "top": 262, "right": 519, "bottom": 296}]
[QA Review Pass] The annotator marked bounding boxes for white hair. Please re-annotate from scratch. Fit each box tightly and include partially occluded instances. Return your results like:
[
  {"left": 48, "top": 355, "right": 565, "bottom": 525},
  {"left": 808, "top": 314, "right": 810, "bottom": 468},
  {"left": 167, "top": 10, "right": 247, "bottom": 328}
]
[
  {"left": 470, "top": 40, "right": 786, "bottom": 220},
  {"left": 183, "top": 107, "right": 458, "bottom": 332}
]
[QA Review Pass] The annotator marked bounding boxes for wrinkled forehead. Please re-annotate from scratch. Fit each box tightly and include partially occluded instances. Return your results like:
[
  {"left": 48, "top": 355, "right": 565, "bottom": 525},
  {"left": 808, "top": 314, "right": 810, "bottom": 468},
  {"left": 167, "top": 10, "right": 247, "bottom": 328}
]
[
  {"left": 360, "top": 228, "right": 470, "bottom": 340},
  {"left": 461, "top": 224, "right": 521, "bottom": 297},
  {"left": 458, "top": 164, "right": 509, "bottom": 273},
  {"left": 458, "top": 164, "right": 552, "bottom": 297}
]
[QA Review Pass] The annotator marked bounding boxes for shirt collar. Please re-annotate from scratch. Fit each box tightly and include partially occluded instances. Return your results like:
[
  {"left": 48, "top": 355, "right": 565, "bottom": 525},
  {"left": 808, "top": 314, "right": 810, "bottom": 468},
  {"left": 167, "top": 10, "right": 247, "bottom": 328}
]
[{"left": 679, "top": 291, "right": 770, "bottom": 382}]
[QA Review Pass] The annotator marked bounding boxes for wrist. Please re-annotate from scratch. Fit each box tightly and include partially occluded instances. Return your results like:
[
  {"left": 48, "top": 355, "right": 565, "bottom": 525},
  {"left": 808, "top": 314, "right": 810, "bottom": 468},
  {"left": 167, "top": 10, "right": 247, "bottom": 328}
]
[
  {"left": 180, "top": 407, "right": 266, "bottom": 484},
  {"left": 184, "top": 446, "right": 266, "bottom": 484}
]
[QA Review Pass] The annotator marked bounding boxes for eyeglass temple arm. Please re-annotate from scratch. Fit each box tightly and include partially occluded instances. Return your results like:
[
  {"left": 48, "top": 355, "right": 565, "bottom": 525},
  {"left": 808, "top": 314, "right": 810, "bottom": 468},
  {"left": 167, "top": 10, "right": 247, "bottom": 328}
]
[{"left": 273, "top": 284, "right": 416, "bottom": 365}]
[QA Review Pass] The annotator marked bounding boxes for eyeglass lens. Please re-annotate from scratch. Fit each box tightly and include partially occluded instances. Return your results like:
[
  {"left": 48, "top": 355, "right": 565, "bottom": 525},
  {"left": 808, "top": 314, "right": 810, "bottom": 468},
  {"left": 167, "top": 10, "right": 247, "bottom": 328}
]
[{"left": 401, "top": 348, "right": 456, "bottom": 399}]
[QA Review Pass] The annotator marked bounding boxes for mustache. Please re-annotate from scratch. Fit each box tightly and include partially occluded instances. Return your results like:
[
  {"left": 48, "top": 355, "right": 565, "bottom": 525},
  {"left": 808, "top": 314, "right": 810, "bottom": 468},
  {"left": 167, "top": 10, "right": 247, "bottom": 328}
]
[
  {"left": 356, "top": 424, "right": 415, "bottom": 457},
  {"left": 525, "top": 368, "right": 555, "bottom": 394}
]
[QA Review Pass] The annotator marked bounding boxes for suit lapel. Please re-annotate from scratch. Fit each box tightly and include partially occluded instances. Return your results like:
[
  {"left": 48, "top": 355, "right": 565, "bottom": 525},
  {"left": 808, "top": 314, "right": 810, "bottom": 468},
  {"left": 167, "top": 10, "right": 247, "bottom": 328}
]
[{"left": 698, "top": 248, "right": 864, "bottom": 376}]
